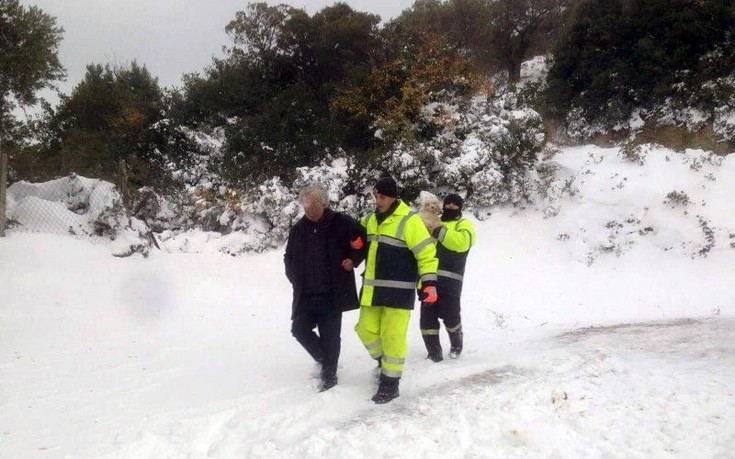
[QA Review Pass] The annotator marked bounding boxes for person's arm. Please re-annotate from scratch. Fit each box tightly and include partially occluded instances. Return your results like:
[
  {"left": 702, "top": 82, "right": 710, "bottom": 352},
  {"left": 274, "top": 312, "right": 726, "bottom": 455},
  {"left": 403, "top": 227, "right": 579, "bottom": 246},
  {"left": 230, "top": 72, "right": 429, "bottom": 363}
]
[
  {"left": 432, "top": 219, "right": 475, "bottom": 253},
  {"left": 405, "top": 215, "right": 438, "bottom": 288},
  {"left": 405, "top": 216, "right": 438, "bottom": 303},
  {"left": 284, "top": 228, "right": 295, "bottom": 284}
]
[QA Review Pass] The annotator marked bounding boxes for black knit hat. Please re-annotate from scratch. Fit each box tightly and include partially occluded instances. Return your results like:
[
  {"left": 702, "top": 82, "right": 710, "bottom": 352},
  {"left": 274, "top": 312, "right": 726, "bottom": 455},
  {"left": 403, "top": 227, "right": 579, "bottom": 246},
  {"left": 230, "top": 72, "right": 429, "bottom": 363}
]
[
  {"left": 373, "top": 176, "right": 398, "bottom": 198},
  {"left": 443, "top": 193, "right": 464, "bottom": 209}
]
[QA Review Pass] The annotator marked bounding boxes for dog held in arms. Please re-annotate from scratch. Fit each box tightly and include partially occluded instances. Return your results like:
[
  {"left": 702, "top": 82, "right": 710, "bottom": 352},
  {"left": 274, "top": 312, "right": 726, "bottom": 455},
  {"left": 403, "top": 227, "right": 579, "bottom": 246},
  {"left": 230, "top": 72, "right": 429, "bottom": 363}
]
[{"left": 418, "top": 191, "right": 442, "bottom": 232}]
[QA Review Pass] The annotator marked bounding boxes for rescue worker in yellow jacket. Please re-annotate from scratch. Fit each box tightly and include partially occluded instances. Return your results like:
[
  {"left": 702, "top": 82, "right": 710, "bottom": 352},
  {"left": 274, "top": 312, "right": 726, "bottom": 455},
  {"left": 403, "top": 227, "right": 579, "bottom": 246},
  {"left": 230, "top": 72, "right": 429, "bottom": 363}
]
[
  {"left": 354, "top": 176, "right": 439, "bottom": 404},
  {"left": 421, "top": 193, "right": 476, "bottom": 361}
]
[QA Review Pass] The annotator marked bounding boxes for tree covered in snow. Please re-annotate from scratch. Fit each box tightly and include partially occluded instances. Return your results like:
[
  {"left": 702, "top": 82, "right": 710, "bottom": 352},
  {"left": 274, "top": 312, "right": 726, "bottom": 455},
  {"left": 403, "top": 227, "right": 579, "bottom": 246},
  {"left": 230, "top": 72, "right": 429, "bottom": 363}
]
[
  {"left": 381, "top": 87, "right": 546, "bottom": 208},
  {"left": 116, "top": 81, "right": 548, "bottom": 254},
  {"left": 546, "top": 0, "right": 735, "bottom": 140}
]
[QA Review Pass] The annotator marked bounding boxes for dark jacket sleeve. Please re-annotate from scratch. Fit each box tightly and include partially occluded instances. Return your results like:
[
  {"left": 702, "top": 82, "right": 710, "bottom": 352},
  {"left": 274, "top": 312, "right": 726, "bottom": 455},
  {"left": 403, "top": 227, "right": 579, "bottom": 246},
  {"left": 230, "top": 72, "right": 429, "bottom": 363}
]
[{"left": 284, "top": 225, "right": 296, "bottom": 284}]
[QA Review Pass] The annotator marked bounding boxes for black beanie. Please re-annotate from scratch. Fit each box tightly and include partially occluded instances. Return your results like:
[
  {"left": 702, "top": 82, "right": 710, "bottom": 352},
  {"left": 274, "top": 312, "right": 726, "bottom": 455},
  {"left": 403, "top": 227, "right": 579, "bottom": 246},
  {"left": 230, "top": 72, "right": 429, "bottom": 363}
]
[
  {"left": 444, "top": 193, "right": 464, "bottom": 209},
  {"left": 374, "top": 176, "right": 398, "bottom": 198}
]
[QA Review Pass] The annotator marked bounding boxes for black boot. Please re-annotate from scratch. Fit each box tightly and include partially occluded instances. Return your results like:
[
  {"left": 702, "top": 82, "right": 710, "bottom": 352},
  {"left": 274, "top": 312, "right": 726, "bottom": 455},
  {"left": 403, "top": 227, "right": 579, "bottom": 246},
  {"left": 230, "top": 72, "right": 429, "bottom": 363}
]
[
  {"left": 372, "top": 375, "right": 400, "bottom": 404},
  {"left": 448, "top": 329, "right": 463, "bottom": 359},
  {"left": 422, "top": 334, "right": 443, "bottom": 362},
  {"left": 319, "top": 363, "right": 338, "bottom": 392}
]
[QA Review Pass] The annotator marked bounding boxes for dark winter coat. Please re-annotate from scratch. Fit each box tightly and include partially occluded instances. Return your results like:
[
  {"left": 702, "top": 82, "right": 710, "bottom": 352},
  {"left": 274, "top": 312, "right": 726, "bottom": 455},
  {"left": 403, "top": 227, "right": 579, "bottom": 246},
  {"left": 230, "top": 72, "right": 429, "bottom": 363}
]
[{"left": 284, "top": 209, "right": 366, "bottom": 319}]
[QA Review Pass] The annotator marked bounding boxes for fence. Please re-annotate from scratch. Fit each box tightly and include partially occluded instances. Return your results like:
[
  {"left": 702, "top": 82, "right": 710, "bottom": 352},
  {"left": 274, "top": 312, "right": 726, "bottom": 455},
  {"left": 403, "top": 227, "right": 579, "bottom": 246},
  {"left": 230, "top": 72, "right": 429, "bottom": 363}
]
[
  {"left": 1, "top": 152, "right": 7, "bottom": 237},
  {"left": 1, "top": 156, "right": 133, "bottom": 244}
]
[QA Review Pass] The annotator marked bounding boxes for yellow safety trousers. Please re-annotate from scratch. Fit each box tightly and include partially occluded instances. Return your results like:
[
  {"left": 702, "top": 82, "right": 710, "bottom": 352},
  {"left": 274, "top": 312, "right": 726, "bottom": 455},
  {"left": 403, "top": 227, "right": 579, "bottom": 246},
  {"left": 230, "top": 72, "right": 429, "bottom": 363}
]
[{"left": 355, "top": 305, "right": 411, "bottom": 378}]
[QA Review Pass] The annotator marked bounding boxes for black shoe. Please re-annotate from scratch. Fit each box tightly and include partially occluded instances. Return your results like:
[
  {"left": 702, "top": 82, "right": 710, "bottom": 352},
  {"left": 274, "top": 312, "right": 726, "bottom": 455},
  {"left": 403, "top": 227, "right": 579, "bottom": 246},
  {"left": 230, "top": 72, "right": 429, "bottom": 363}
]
[
  {"left": 371, "top": 388, "right": 400, "bottom": 404},
  {"left": 427, "top": 352, "right": 443, "bottom": 362},
  {"left": 372, "top": 375, "right": 400, "bottom": 404},
  {"left": 319, "top": 374, "right": 338, "bottom": 392}
]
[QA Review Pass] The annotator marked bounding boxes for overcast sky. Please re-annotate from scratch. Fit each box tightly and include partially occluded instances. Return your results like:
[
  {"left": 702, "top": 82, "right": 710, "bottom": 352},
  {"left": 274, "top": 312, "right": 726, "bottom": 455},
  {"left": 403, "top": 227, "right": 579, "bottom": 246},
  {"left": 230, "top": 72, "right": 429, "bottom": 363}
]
[{"left": 21, "top": 0, "right": 415, "bottom": 99}]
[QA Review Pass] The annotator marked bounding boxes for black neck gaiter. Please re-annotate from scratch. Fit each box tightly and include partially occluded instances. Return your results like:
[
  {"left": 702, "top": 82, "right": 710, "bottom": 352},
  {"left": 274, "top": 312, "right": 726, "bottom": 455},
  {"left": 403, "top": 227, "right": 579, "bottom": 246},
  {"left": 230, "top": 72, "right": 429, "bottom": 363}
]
[{"left": 441, "top": 209, "right": 462, "bottom": 222}]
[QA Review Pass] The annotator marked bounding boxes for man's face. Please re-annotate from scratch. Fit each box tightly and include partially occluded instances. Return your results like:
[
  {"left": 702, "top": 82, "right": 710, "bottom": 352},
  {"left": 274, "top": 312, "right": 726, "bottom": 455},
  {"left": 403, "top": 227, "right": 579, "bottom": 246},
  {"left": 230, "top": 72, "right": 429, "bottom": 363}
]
[
  {"left": 302, "top": 198, "right": 326, "bottom": 222},
  {"left": 444, "top": 202, "right": 460, "bottom": 211},
  {"left": 373, "top": 190, "right": 396, "bottom": 213}
]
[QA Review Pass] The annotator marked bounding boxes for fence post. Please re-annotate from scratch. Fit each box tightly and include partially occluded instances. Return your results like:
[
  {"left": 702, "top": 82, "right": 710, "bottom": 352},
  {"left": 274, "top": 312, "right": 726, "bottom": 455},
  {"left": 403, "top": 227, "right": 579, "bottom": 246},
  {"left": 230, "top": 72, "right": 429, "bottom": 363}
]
[
  {"left": 118, "top": 159, "right": 131, "bottom": 224},
  {"left": 0, "top": 152, "right": 7, "bottom": 237}
]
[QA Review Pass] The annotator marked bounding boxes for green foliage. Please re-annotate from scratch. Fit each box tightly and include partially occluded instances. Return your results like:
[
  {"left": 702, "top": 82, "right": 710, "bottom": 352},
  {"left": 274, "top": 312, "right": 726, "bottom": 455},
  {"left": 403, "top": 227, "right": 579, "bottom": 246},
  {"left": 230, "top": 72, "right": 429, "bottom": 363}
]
[
  {"left": 385, "top": 0, "right": 571, "bottom": 82},
  {"left": 167, "top": 1, "right": 573, "bottom": 186},
  {"left": 171, "top": 2, "right": 382, "bottom": 184},
  {"left": 43, "top": 62, "right": 172, "bottom": 185},
  {"left": 0, "top": 0, "right": 65, "bottom": 146},
  {"left": 332, "top": 33, "right": 487, "bottom": 144},
  {"left": 546, "top": 0, "right": 735, "bottom": 126}
]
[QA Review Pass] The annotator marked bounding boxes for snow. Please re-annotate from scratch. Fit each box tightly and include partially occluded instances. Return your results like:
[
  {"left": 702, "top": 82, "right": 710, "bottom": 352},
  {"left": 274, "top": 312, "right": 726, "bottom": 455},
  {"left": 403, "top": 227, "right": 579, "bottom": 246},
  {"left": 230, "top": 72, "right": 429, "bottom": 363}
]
[
  {"left": 519, "top": 55, "right": 548, "bottom": 86},
  {"left": 1, "top": 145, "right": 734, "bottom": 458},
  {"left": 6, "top": 175, "right": 125, "bottom": 239}
]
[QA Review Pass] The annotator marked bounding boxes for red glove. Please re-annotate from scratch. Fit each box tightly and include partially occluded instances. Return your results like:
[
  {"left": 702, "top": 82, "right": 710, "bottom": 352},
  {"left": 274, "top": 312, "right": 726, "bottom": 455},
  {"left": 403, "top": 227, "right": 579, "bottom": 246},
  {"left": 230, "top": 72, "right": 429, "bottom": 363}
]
[
  {"left": 421, "top": 285, "right": 438, "bottom": 303},
  {"left": 350, "top": 236, "right": 364, "bottom": 250}
]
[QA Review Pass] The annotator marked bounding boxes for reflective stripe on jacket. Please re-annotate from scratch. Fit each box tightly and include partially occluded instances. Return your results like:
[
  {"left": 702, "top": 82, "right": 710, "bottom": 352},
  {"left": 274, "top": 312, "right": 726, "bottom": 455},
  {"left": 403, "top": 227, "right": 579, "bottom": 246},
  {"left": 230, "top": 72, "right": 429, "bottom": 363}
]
[
  {"left": 360, "top": 200, "right": 438, "bottom": 309},
  {"left": 433, "top": 217, "right": 475, "bottom": 296}
]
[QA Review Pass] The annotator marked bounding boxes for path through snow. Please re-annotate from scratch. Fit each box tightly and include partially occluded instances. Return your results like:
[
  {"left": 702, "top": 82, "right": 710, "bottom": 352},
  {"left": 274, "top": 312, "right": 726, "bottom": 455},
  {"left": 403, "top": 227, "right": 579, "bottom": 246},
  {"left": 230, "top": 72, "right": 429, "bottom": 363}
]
[{"left": 99, "top": 318, "right": 735, "bottom": 459}]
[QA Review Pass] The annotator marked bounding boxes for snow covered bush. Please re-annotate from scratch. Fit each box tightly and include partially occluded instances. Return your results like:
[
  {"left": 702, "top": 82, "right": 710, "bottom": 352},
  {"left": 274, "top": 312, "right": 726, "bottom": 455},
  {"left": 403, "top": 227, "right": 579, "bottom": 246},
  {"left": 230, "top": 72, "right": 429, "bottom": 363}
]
[
  {"left": 291, "top": 157, "right": 373, "bottom": 216},
  {"left": 7, "top": 174, "right": 128, "bottom": 238},
  {"left": 230, "top": 177, "right": 298, "bottom": 250},
  {"left": 381, "top": 89, "right": 546, "bottom": 212},
  {"left": 531, "top": 159, "right": 579, "bottom": 218},
  {"left": 130, "top": 186, "right": 188, "bottom": 233},
  {"left": 619, "top": 142, "right": 647, "bottom": 166},
  {"left": 664, "top": 191, "right": 690, "bottom": 208},
  {"left": 713, "top": 105, "right": 735, "bottom": 142},
  {"left": 382, "top": 142, "right": 440, "bottom": 201},
  {"left": 6, "top": 174, "right": 153, "bottom": 256},
  {"left": 547, "top": 0, "right": 735, "bottom": 140},
  {"left": 695, "top": 216, "right": 716, "bottom": 258}
]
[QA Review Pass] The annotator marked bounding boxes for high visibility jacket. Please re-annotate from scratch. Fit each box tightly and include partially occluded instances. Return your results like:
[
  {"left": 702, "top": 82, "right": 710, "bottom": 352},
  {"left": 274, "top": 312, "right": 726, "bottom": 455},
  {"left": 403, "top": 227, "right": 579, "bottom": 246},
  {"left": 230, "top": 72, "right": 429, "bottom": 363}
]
[
  {"left": 360, "top": 200, "right": 438, "bottom": 309},
  {"left": 432, "top": 216, "right": 475, "bottom": 296}
]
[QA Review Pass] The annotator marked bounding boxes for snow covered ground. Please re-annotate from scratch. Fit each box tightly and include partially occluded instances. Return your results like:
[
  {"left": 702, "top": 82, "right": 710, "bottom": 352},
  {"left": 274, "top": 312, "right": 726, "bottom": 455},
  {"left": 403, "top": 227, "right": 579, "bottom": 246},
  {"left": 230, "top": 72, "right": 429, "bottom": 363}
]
[{"left": 1, "top": 145, "right": 734, "bottom": 458}]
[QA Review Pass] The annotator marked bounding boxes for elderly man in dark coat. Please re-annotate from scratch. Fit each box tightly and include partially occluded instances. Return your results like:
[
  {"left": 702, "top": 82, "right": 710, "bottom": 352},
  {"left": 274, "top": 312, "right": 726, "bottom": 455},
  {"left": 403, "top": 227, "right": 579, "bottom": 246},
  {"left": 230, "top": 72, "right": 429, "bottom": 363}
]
[{"left": 284, "top": 184, "right": 366, "bottom": 391}]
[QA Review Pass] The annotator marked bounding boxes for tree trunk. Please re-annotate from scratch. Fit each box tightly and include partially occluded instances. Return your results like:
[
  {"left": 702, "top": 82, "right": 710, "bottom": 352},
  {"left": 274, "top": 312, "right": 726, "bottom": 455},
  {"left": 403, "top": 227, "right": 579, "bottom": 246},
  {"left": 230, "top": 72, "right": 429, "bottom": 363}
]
[{"left": 507, "top": 59, "right": 522, "bottom": 83}]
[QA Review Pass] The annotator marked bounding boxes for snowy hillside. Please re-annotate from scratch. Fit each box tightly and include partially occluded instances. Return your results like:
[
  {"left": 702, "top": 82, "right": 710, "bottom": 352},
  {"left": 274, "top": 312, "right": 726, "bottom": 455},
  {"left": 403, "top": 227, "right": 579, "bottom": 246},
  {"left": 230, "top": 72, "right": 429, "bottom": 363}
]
[{"left": 1, "top": 145, "right": 734, "bottom": 458}]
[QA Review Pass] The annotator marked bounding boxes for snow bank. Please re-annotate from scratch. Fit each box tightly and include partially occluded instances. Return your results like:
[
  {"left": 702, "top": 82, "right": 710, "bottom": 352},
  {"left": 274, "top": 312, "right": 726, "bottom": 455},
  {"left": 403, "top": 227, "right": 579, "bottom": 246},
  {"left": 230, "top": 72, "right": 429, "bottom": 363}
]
[
  {"left": 6, "top": 174, "right": 125, "bottom": 238},
  {"left": 5, "top": 174, "right": 152, "bottom": 256},
  {"left": 544, "top": 145, "right": 735, "bottom": 264}
]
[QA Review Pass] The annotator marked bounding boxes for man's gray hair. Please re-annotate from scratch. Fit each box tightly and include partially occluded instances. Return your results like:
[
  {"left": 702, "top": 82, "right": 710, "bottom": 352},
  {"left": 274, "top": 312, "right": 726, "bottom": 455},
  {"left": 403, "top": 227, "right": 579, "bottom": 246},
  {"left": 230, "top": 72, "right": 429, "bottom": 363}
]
[{"left": 298, "top": 184, "right": 330, "bottom": 208}]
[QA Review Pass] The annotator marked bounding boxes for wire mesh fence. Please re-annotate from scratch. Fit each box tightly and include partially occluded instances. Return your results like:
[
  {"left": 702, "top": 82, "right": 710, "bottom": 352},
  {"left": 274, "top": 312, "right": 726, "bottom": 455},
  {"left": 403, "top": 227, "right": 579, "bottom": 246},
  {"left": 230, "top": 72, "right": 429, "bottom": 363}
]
[
  {"left": 1, "top": 157, "right": 132, "bottom": 244},
  {"left": 0, "top": 153, "right": 7, "bottom": 237}
]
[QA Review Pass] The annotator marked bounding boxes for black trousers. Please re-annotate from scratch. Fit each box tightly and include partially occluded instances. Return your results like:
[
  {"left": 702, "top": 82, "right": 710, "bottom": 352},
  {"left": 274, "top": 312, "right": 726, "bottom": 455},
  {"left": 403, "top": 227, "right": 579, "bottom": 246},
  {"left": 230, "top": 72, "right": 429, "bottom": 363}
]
[
  {"left": 291, "top": 293, "right": 342, "bottom": 378},
  {"left": 420, "top": 293, "right": 461, "bottom": 331}
]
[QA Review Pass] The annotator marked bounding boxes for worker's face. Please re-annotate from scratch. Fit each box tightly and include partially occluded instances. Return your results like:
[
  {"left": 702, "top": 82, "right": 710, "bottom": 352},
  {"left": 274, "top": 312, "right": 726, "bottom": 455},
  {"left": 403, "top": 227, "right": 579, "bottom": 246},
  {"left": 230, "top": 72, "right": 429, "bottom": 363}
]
[
  {"left": 373, "top": 190, "right": 396, "bottom": 213},
  {"left": 444, "top": 203, "right": 460, "bottom": 211},
  {"left": 301, "top": 197, "right": 326, "bottom": 222}
]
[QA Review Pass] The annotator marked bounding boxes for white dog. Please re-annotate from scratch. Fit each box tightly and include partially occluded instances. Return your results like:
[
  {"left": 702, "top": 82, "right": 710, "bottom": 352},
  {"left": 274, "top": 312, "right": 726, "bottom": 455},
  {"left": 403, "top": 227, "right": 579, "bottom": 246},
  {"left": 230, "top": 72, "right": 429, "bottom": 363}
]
[{"left": 418, "top": 191, "right": 442, "bottom": 232}]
